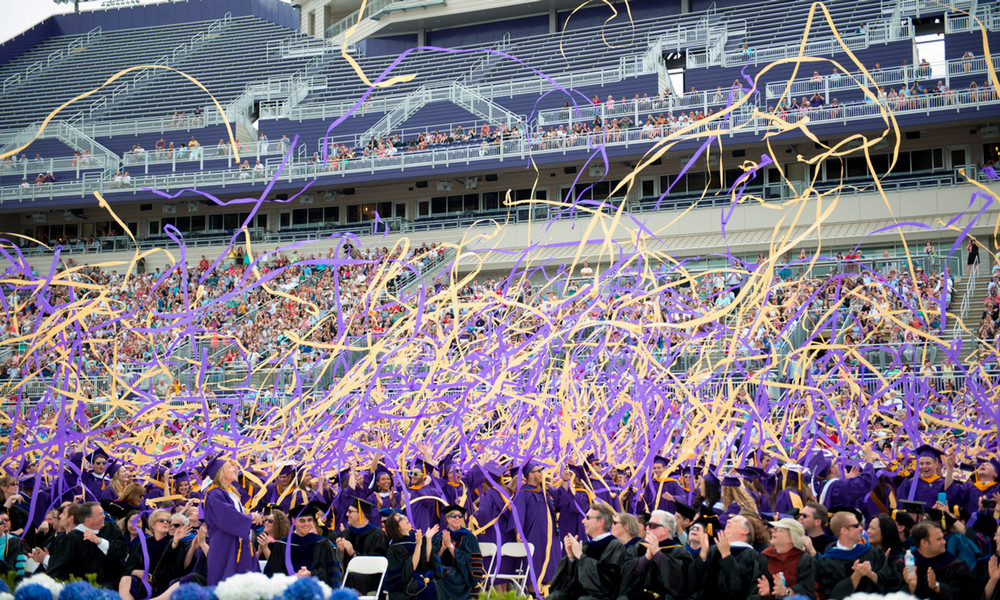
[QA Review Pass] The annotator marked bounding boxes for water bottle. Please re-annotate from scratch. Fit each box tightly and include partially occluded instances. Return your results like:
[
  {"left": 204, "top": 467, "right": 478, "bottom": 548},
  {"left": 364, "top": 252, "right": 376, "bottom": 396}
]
[
  {"left": 904, "top": 549, "right": 915, "bottom": 575},
  {"left": 776, "top": 571, "right": 786, "bottom": 589}
]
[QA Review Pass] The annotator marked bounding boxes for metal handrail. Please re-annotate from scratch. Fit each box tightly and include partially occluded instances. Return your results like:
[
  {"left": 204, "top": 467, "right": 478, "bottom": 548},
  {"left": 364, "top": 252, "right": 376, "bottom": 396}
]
[{"left": 1, "top": 27, "right": 102, "bottom": 97}]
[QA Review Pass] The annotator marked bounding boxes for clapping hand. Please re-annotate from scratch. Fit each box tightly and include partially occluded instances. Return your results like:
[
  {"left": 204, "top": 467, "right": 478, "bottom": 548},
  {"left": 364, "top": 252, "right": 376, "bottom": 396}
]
[
  {"left": 756, "top": 575, "right": 771, "bottom": 598},
  {"left": 714, "top": 530, "right": 731, "bottom": 558},
  {"left": 927, "top": 566, "right": 938, "bottom": 591},
  {"left": 644, "top": 531, "right": 659, "bottom": 559},
  {"left": 173, "top": 523, "right": 192, "bottom": 545},
  {"left": 82, "top": 529, "right": 101, "bottom": 545},
  {"left": 441, "top": 529, "right": 453, "bottom": 551},
  {"left": 988, "top": 555, "right": 999, "bottom": 582},
  {"left": 296, "top": 566, "right": 311, "bottom": 578}
]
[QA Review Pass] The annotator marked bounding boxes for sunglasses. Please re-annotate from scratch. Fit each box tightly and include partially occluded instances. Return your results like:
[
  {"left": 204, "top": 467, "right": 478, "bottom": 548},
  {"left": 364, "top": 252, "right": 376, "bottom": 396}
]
[
  {"left": 647, "top": 523, "right": 663, "bottom": 530},
  {"left": 264, "top": 517, "right": 274, "bottom": 523},
  {"left": 155, "top": 518, "right": 170, "bottom": 524},
  {"left": 446, "top": 513, "right": 463, "bottom": 519}
]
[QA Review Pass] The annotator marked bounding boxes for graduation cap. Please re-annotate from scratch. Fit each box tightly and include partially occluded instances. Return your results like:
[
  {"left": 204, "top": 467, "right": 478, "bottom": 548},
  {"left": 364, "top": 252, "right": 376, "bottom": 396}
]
[
  {"left": 379, "top": 507, "right": 402, "bottom": 519},
  {"left": 262, "top": 503, "right": 283, "bottom": 516},
  {"left": 915, "top": 444, "right": 945, "bottom": 462},
  {"left": 408, "top": 458, "right": 434, "bottom": 476},
  {"left": 18, "top": 458, "right": 35, "bottom": 476},
  {"left": 674, "top": 501, "right": 697, "bottom": 521},
  {"left": 693, "top": 505, "right": 720, "bottom": 538},
  {"left": 369, "top": 464, "right": 393, "bottom": 488},
  {"left": 200, "top": 456, "right": 229, "bottom": 480},
  {"left": 807, "top": 452, "right": 833, "bottom": 480},
  {"left": 521, "top": 460, "right": 544, "bottom": 477},
  {"left": 88, "top": 448, "right": 109, "bottom": 464},
  {"left": 949, "top": 505, "right": 971, "bottom": 522},
  {"left": 278, "top": 462, "right": 300, "bottom": 477},
  {"left": 482, "top": 461, "right": 507, "bottom": 480},
  {"left": 890, "top": 508, "right": 917, "bottom": 529},
  {"left": 17, "top": 474, "right": 35, "bottom": 491},
  {"left": 348, "top": 497, "right": 375, "bottom": 516},
  {"left": 925, "top": 507, "right": 957, "bottom": 529},
  {"left": 172, "top": 471, "right": 192, "bottom": 489},
  {"left": 442, "top": 504, "right": 467, "bottom": 517},
  {"left": 288, "top": 500, "right": 328, "bottom": 521},
  {"left": 898, "top": 499, "right": 926, "bottom": 515},
  {"left": 652, "top": 455, "right": 670, "bottom": 467},
  {"left": 735, "top": 466, "right": 764, "bottom": 481},
  {"left": 702, "top": 469, "right": 721, "bottom": 489},
  {"left": 148, "top": 463, "right": 169, "bottom": 481},
  {"left": 101, "top": 500, "right": 131, "bottom": 521},
  {"left": 720, "top": 474, "right": 741, "bottom": 488},
  {"left": 106, "top": 461, "right": 124, "bottom": 479}
]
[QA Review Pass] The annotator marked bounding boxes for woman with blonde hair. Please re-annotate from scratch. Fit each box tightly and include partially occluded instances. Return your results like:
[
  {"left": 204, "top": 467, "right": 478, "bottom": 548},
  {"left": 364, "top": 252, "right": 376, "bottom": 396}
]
[
  {"left": 202, "top": 457, "right": 261, "bottom": 585},
  {"left": 100, "top": 463, "right": 133, "bottom": 502},
  {"left": 612, "top": 511, "right": 645, "bottom": 558}
]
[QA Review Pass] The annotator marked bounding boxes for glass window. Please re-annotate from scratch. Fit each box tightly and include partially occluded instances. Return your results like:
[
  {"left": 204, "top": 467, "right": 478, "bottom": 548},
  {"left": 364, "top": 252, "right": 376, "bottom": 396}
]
[
  {"left": 641, "top": 179, "right": 655, "bottom": 197},
  {"left": 279, "top": 213, "right": 290, "bottom": 228},
  {"left": 291, "top": 209, "right": 307, "bottom": 226},
  {"left": 911, "top": 149, "right": 934, "bottom": 172},
  {"left": 431, "top": 197, "right": 446, "bottom": 214},
  {"left": 418, "top": 201, "right": 430, "bottom": 217},
  {"left": 210, "top": 214, "right": 224, "bottom": 230},
  {"left": 447, "top": 195, "right": 463, "bottom": 213},
  {"left": 192, "top": 215, "right": 206, "bottom": 231},
  {"left": 347, "top": 205, "right": 360, "bottom": 223},
  {"left": 308, "top": 207, "right": 324, "bottom": 223},
  {"left": 324, "top": 207, "right": 339, "bottom": 222},
  {"left": 255, "top": 213, "right": 267, "bottom": 229},
  {"left": 482, "top": 191, "right": 500, "bottom": 210}
]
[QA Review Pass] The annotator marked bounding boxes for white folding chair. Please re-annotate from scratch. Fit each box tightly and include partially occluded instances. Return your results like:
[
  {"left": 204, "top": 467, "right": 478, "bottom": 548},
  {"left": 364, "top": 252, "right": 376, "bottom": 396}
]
[
  {"left": 341, "top": 555, "right": 389, "bottom": 600},
  {"left": 478, "top": 542, "right": 497, "bottom": 586},
  {"left": 493, "top": 541, "right": 534, "bottom": 594}
]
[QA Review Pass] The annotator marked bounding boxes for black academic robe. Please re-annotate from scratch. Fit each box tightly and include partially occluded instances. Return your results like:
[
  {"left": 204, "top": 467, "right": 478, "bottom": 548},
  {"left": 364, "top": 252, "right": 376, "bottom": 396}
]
[
  {"left": 45, "top": 523, "right": 127, "bottom": 588},
  {"left": 618, "top": 538, "right": 691, "bottom": 600},
  {"left": 817, "top": 544, "right": 893, "bottom": 599},
  {"left": 893, "top": 549, "right": 975, "bottom": 600},
  {"left": 0, "top": 533, "right": 29, "bottom": 579},
  {"left": 122, "top": 535, "right": 183, "bottom": 598},
  {"left": 431, "top": 528, "right": 484, "bottom": 600},
  {"left": 265, "top": 533, "right": 341, "bottom": 587},
  {"left": 330, "top": 524, "right": 389, "bottom": 594},
  {"left": 384, "top": 535, "right": 437, "bottom": 600},
  {"left": 689, "top": 543, "right": 766, "bottom": 600},
  {"left": 548, "top": 534, "right": 626, "bottom": 600}
]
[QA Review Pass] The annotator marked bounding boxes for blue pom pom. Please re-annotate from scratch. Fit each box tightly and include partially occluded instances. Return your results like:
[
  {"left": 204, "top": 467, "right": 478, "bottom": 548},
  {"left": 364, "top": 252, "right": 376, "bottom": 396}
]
[
  {"left": 83, "top": 590, "right": 119, "bottom": 600},
  {"left": 328, "top": 589, "right": 359, "bottom": 600},
  {"left": 281, "top": 578, "right": 324, "bottom": 600},
  {"left": 0, "top": 581, "right": 9, "bottom": 594},
  {"left": 58, "top": 581, "right": 93, "bottom": 600},
  {"left": 14, "top": 583, "right": 54, "bottom": 600},
  {"left": 171, "top": 583, "right": 214, "bottom": 600}
]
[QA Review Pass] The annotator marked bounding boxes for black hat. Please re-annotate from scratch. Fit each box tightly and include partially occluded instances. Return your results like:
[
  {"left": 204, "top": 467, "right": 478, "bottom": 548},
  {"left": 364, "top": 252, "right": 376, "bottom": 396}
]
[
  {"left": 442, "top": 504, "right": 466, "bottom": 517},
  {"left": 288, "top": 500, "right": 328, "bottom": 521},
  {"left": 101, "top": 500, "right": 131, "bottom": 521},
  {"left": 890, "top": 508, "right": 917, "bottom": 529},
  {"left": 925, "top": 507, "right": 957, "bottom": 529},
  {"left": 348, "top": 497, "right": 375, "bottom": 515},
  {"left": 898, "top": 499, "right": 926, "bottom": 515},
  {"left": 674, "top": 501, "right": 697, "bottom": 521},
  {"left": 693, "top": 505, "right": 720, "bottom": 538}
]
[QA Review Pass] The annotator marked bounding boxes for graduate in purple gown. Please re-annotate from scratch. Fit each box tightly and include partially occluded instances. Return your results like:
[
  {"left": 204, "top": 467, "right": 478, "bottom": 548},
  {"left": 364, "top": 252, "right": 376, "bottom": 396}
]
[
  {"left": 437, "top": 455, "right": 469, "bottom": 509},
  {"left": 956, "top": 457, "right": 1000, "bottom": 516},
  {"left": 202, "top": 456, "right": 261, "bottom": 585},
  {"left": 551, "top": 466, "right": 589, "bottom": 542},
  {"left": 896, "top": 445, "right": 957, "bottom": 509},
  {"left": 771, "top": 464, "right": 814, "bottom": 515},
  {"left": 569, "top": 455, "right": 621, "bottom": 511},
  {"left": 513, "top": 460, "right": 559, "bottom": 585},
  {"left": 639, "top": 456, "right": 691, "bottom": 514},
  {"left": 81, "top": 449, "right": 111, "bottom": 501},
  {"left": 144, "top": 463, "right": 169, "bottom": 504},
  {"left": 403, "top": 458, "right": 446, "bottom": 531},
  {"left": 471, "top": 463, "right": 517, "bottom": 577},
  {"left": 257, "top": 464, "right": 316, "bottom": 514},
  {"left": 808, "top": 447, "right": 878, "bottom": 510},
  {"left": 367, "top": 465, "right": 403, "bottom": 523}
]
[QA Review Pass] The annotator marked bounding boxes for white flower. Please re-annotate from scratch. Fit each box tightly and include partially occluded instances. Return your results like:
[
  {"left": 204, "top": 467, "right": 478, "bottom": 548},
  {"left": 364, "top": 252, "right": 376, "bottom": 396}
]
[
  {"left": 214, "top": 572, "right": 301, "bottom": 600},
  {"left": 0, "top": 592, "right": 13, "bottom": 600},
  {"left": 16, "top": 574, "right": 64, "bottom": 598}
]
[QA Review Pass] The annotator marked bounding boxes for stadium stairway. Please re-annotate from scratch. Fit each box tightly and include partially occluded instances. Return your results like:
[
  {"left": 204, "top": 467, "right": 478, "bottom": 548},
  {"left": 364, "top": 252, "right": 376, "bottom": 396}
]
[{"left": 957, "top": 266, "right": 994, "bottom": 364}]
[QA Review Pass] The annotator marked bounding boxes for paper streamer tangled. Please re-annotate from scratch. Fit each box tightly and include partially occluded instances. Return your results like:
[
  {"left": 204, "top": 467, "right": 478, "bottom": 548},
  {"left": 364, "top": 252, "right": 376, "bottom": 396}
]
[{"left": 1, "top": 1, "right": 999, "bottom": 507}]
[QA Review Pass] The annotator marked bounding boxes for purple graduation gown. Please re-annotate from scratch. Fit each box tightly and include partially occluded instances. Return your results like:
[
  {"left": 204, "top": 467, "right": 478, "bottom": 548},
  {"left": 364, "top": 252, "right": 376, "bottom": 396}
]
[
  {"left": 204, "top": 487, "right": 258, "bottom": 585},
  {"left": 514, "top": 484, "right": 559, "bottom": 583},
  {"left": 551, "top": 486, "right": 588, "bottom": 541},
  {"left": 958, "top": 480, "right": 999, "bottom": 515},
  {"left": 81, "top": 472, "right": 110, "bottom": 501},
  {"left": 639, "top": 477, "right": 689, "bottom": 514},
  {"left": 814, "top": 464, "right": 878, "bottom": 510},
  {"left": 405, "top": 480, "right": 446, "bottom": 531},
  {"left": 895, "top": 475, "right": 954, "bottom": 508},
  {"left": 473, "top": 485, "right": 516, "bottom": 574}
]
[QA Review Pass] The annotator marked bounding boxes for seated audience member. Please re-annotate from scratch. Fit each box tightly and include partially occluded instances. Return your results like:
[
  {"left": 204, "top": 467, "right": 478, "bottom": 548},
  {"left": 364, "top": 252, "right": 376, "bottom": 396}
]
[
  {"left": 691, "top": 513, "right": 766, "bottom": 598},
  {"left": 897, "top": 520, "right": 975, "bottom": 599},
  {"left": 44, "top": 501, "right": 127, "bottom": 588},
  {"left": 752, "top": 517, "right": 816, "bottom": 599},
  {"left": 817, "top": 509, "right": 893, "bottom": 599},
  {"left": 619, "top": 510, "right": 691, "bottom": 599},
  {"left": 548, "top": 503, "right": 626, "bottom": 600}
]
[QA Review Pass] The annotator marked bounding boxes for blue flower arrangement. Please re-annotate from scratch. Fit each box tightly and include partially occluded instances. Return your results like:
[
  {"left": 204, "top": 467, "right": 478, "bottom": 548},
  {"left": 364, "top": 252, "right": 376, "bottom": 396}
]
[
  {"left": 280, "top": 578, "right": 324, "bottom": 600},
  {"left": 14, "top": 584, "right": 53, "bottom": 600},
  {"left": 172, "top": 583, "right": 216, "bottom": 600}
]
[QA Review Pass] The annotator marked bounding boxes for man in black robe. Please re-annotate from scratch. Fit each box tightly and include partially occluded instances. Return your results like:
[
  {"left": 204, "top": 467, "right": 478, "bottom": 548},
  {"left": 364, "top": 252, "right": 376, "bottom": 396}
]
[
  {"left": 548, "top": 502, "right": 625, "bottom": 600},
  {"left": 431, "top": 504, "right": 484, "bottom": 600},
  {"left": 817, "top": 508, "right": 894, "bottom": 598},
  {"left": 619, "top": 509, "right": 691, "bottom": 599},
  {"left": 265, "top": 503, "right": 342, "bottom": 586},
  {"left": 332, "top": 498, "right": 388, "bottom": 594},
  {"left": 897, "top": 521, "right": 975, "bottom": 599},
  {"left": 688, "top": 513, "right": 766, "bottom": 599},
  {"left": 44, "top": 501, "right": 127, "bottom": 588}
]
